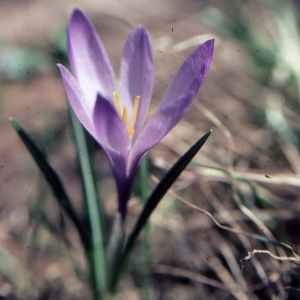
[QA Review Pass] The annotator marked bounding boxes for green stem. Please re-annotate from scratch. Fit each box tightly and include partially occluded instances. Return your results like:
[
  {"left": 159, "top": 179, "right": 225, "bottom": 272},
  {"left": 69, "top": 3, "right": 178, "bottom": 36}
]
[
  {"left": 139, "top": 157, "right": 156, "bottom": 300},
  {"left": 70, "top": 109, "right": 106, "bottom": 298}
]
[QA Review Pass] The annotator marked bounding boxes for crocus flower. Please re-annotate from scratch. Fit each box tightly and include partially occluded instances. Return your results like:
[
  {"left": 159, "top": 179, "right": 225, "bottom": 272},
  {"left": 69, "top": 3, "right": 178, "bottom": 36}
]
[{"left": 58, "top": 9, "right": 214, "bottom": 221}]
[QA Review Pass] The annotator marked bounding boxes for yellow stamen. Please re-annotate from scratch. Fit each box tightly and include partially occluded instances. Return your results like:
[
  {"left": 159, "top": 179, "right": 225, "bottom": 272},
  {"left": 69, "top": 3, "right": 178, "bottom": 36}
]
[
  {"left": 113, "top": 91, "right": 141, "bottom": 140},
  {"left": 122, "top": 106, "right": 128, "bottom": 127},
  {"left": 128, "top": 96, "right": 140, "bottom": 139},
  {"left": 113, "top": 91, "right": 121, "bottom": 115}
]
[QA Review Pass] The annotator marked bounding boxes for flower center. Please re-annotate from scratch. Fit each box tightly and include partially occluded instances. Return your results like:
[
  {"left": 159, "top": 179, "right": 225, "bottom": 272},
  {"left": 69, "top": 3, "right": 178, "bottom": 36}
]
[{"left": 113, "top": 91, "right": 140, "bottom": 140}]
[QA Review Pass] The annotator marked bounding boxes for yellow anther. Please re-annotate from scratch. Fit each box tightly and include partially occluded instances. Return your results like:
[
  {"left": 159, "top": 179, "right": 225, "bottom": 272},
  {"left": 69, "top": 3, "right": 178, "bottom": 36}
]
[
  {"left": 113, "top": 91, "right": 141, "bottom": 140},
  {"left": 128, "top": 126, "right": 134, "bottom": 139},
  {"left": 113, "top": 92, "right": 121, "bottom": 115},
  {"left": 131, "top": 96, "right": 140, "bottom": 130},
  {"left": 122, "top": 106, "right": 128, "bottom": 127}
]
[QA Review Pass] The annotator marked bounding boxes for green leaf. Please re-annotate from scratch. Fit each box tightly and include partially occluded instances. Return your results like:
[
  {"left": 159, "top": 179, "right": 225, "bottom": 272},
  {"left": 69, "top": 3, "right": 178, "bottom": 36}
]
[
  {"left": 69, "top": 109, "right": 107, "bottom": 296},
  {"left": 139, "top": 157, "right": 156, "bottom": 300},
  {"left": 106, "top": 212, "right": 125, "bottom": 289},
  {"left": 109, "top": 130, "right": 212, "bottom": 292},
  {"left": 9, "top": 118, "right": 90, "bottom": 250}
]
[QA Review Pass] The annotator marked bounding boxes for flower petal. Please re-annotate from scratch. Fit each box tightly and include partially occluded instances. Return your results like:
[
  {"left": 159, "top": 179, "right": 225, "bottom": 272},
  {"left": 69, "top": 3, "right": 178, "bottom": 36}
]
[
  {"left": 93, "top": 94, "right": 130, "bottom": 159},
  {"left": 57, "top": 63, "right": 96, "bottom": 137},
  {"left": 130, "top": 90, "right": 195, "bottom": 173},
  {"left": 115, "top": 175, "right": 135, "bottom": 222},
  {"left": 93, "top": 95, "right": 132, "bottom": 220},
  {"left": 120, "top": 26, "right": 154, "bottom": 140},
  {"left": 162, "top": 39, "right": 214, "bottom": 105},
  {"left": 67, "top": 9, "right": 116, "bottom": 112},
  {"left": 129, "top": 39, "right": 214, "bottom": 173}
]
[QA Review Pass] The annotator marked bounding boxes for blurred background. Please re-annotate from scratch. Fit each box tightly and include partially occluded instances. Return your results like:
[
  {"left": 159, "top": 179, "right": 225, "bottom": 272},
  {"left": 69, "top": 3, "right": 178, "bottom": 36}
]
[{"left": 1, "top": 0, "right": 300, "bottom": 299}]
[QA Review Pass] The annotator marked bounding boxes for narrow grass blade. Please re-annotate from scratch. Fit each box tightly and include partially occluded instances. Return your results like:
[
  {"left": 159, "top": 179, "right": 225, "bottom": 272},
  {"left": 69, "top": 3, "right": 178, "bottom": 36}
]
[
  {"left": 106, "top": 212, "right": 125, "bottom": 289},
  {"left": 9, "top": 118, "right": 90, "bottom": 250},
  {"left": 109, "top": 130, "right": 212, "bottom": 292},
  {"left": 139, "top": 157, "right": 156, "bottom": 300},
  {"left": 69, "top": 109, "right": 107, "bottom": 296}
]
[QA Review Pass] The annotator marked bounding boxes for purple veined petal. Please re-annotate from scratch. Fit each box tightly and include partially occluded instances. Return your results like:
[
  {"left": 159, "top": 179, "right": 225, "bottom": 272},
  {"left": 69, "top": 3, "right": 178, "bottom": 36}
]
[
  {"left": 120, "top": 26, "right": 154, "bottom": 141},
  {"left": 162, "top": 39, "right": 214, "bottom": 105},
  {"left": 93, "top": 94, "right": 132, "bottom": 221},
  {"left": 98, "top": 144, "right": 131, "bottom": 221},
  {"left": 93, "top": 94, "right": 131, "bottom": 159},
  {"left": 114, "top": 173, "right": 135, "bottom": 222},
  {"left": 58, "top": 63, "right": 96, "bottom": 138},
  {"left": 68, "top": 9, "right": 116, "bottom": 111},
  {"left": 129, "top": 90, "right": 196, "bottom": 174}
]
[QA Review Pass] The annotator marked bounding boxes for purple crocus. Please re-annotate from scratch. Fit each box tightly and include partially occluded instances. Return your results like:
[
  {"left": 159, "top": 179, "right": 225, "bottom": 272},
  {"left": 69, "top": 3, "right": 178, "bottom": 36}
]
[{"left": 58, "top": 9, "right": 214, "bottom": 221}]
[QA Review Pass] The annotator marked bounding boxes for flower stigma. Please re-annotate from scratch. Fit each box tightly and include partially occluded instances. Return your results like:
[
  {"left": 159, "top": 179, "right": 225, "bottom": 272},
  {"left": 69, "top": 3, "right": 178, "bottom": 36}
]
[{"left": 113, "top": 91, "right": 140, "bottom": 140}]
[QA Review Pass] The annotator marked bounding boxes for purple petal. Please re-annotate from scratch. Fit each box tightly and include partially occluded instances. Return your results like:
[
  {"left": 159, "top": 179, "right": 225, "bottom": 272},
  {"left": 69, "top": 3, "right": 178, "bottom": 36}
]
[
  {"left": 58, "top": 64, "right": 96, "bottom": 137},
  {"left": 162, "top": 39, "right": 214, "bottom": 105},
  {"left": 68, "top": 9, "right": 116, "bottom": 111},
  {"left": 129, "top": 39, "right": 214, "bottom": 172},
  {"left": 130, "top": 91, "right": 195, "bottom": 173},
  {"left": 115, "top": 176, "right": 135, "bottom": 222},
  {"left": 93, "top": 95, "right": 133, "bottom": 220},
  {"left": 120, "top": 26, "right": 154, "bottom": 140},
  {"left": 93, "top": 94, "right": 130, "bottom": 160}
]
